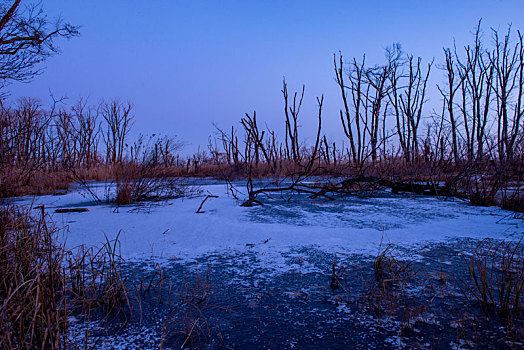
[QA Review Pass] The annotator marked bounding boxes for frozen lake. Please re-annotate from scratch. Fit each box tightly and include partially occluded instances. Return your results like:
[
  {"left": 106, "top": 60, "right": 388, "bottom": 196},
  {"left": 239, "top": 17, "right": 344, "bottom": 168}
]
[
  {"left": 11, "top": 180, "right": 521, "bottom": 264},
  {"left": 7, "top": 179, "right": 523, "bottom": 348}
]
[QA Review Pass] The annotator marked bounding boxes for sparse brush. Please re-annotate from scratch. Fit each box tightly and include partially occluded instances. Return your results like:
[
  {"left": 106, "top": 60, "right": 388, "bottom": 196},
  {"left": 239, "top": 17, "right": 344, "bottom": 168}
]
[
  {"left": 350, "top": 242, "right": 417, "bottom": 321},
  {"left": 67, "top": 230, "right": 131, "bottom": 319},
  {"left": 159, "top": 271, "right": 214, "bottom": 349},
  {"left": 111, "top": 160, "right": 198, "bottom": 205},
  {"left": 462, "top": 238, "right": 524, "bottom": 326},
  {"left": 374, "top": 244, "right": 413, "bottom": 290}
]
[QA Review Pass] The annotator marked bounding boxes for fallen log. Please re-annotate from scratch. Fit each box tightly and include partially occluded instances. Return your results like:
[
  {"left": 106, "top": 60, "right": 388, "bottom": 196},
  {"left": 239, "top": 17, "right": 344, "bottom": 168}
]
[
  {"left": 339, "top": 176, "right": 467, "bottom": 199},
  {"left": 55, "top": 208, "right": 90, "bottom": 213}
]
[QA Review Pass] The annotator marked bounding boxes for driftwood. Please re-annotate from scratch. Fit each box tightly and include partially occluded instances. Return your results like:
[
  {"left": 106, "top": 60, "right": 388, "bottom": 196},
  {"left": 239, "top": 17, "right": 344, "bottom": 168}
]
[
  {"left": 52, "top": 190, "right": 68, "bottom": 196},
  {"left": 55, "top": 208, "right": 90, "bottom": 213}
]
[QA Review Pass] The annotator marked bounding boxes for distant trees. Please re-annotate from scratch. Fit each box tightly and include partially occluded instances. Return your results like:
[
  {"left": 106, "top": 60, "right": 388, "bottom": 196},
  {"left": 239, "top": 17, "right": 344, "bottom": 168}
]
[
  {"left": 0, "top": 0, "right": 79, "bottom": 91},
  {"left": 332, "top": 22, "right": 524, "bottom": 168},
  {"left": 208, "top": 21, "right": 524, "bottom": 176},
  {"left": 437, "top": 22, "right": 524, "bottom": 165}
]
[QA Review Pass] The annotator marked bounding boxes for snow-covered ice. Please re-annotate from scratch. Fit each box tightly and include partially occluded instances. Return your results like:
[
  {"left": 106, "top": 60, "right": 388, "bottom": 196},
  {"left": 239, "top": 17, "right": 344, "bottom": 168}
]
[{"left": 8, "top": 180, "right": 522, "bottom": 269}]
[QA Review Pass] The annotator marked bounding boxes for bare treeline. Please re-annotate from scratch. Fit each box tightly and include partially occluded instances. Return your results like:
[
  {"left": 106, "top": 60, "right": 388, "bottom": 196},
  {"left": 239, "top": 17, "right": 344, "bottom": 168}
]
[
  {"left": 0, "top": 98, "right": 181, "bottom": 197},
  {"left": 212, "top": 23, "right": 522, "bottom": 169},
  {"left": 0, "top": 98, "right": 127, "bottom": 168}
]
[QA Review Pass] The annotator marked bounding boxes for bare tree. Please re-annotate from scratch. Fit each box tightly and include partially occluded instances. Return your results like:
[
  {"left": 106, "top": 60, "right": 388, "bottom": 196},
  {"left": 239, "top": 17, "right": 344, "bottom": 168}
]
[
  {"left": 487, "top": 25, "right": 523, "bottom": 163},
  {"left": 282, "top": 78, "right": 304, "bottom": 164},
  {"left": 337, "top": 45, "right": 401, "bottom": 166},
  {"left": 101, "top": 100, "right": 134, "bottom": 164},
  {"left": 72, "top": 98, "right": 100, "bottom": 168},
  {"left": 335, "top": 53, "right": 359, "bottom": 165},
  {"left": 456, "top": 22, "right": 494, "bottom": 161},
  {"left": 0, "top": 1, "right": 79, "bottom": 91},
  {"left": 241, "top": 111, "right": 272, "bottom": 169},
  {"left": 437, "top": 48, "right": 467, "bottom": 163},
  {"left": 389, "top": 55, "right": 432, "bottom": 163}
]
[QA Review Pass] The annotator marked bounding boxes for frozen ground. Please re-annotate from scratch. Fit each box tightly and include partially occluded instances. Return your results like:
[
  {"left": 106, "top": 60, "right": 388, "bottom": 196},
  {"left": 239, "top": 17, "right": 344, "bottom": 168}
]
[{"left": 6, "top": 179, "right": 524, "bottom": 348}]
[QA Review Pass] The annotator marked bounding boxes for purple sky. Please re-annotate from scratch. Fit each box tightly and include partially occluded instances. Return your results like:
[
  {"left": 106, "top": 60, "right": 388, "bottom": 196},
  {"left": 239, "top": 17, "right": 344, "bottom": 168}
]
[{"left": 8, "top": 0, "right": 524, "bottom": 154}]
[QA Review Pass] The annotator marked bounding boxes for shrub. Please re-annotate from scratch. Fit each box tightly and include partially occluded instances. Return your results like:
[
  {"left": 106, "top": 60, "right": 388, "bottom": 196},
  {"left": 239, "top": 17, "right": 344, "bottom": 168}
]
[{"left": 112, "top": 162, "right": 194, "bottom": 205}]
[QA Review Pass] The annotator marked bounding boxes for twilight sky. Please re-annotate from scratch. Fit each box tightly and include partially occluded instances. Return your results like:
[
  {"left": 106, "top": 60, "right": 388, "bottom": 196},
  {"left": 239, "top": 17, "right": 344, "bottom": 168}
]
[{"left": 8, "top": 0, "right": 524, "bottom": 154}]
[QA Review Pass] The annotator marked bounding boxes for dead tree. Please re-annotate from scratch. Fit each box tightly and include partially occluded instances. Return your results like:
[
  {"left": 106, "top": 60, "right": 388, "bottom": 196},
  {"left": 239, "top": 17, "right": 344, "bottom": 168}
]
[
  {"left": 242, "top": 94, "right": 324, "bottom": 206},
  {"left": 240, "top": 111, "right": 272, "bottom": 169},
  {"left": 365, "top": 49, "right": 398, "bottom": 162},
  {"left": 54, "top": 109, "right": 77, "bottom": 167},
  {"left": 437, "top": 48, "right": 467, "bottom": 163},
  {"left": 455, "top": 22, "right": 494, "bottom": 161},
  {"left": 72, "top": 99, "right": 100, "bottom": 168},
  {"left": 336, "top": 47, "right": 400, "bottom": 166},
  {"left": 101, "top": 100, "right": 134, "bottom": 164},
  {"left": 282, "top": 78, "right": 304, "bottom": 164},
  {"left": 391, "top": 55, "right": 432, "bottom": 163},
  {"left": 335, "top": 53, "right": 359, "bottom": 165},
  {"left": 487, "top": 26, "right": 523, "bottom": 164}
]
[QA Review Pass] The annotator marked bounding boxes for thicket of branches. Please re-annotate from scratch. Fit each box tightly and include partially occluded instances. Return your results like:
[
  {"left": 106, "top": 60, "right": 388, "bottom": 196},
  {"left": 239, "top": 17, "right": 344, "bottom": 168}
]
[{"left": 0, "top": 0, "right": 79, "bottom": 91}]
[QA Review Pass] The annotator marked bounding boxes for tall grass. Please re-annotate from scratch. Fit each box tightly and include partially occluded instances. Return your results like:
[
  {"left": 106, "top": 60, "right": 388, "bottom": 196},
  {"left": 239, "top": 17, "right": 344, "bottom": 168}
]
[
  {"left": 0, "top": 204, "right": 217, "bottom": 348},
  {"left": 0, "top": 206, "right": 68, "bottom": 349},
  {"left": 0, "top": 206, "right": 136, "bottom": 348},
  {"left": 463, "top": 238, "right": 524, "bottom": 325},
  {"left": 67, "top": 231, "right": 131, "bottom": 319}
]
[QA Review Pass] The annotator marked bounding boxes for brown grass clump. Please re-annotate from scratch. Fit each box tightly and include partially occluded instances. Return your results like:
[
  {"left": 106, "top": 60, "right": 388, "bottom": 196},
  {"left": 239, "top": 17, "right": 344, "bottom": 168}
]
[
  {"left": 462, "top": 238, "right": 524, "bottom": 326},
  {"left": 0, "top": 206, "right": 68, "bottom": 349},
  {"left": 0, "top": 206, "right": 133, "bottom": 349},
  {"left": 373, "top": 244, "right": 413, "bottom": 291},
  {"left": 67, "top": 231, "right": 131, "bottom": 318}
]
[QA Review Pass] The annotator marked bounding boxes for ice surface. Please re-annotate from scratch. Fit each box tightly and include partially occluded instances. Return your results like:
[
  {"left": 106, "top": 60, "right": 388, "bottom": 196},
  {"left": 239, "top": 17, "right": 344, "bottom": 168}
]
[
  {"left": 7, "top": 180, "right": 522, "bottom": 270},
  {"left": 7, "top": 179, "right": 523, "bottom": 348}
]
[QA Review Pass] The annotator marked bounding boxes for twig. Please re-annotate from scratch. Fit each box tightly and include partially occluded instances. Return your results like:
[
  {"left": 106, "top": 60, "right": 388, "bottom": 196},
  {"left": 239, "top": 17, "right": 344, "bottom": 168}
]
[{"left": 196, "top": 195, "right": 218, "bottom": 213}]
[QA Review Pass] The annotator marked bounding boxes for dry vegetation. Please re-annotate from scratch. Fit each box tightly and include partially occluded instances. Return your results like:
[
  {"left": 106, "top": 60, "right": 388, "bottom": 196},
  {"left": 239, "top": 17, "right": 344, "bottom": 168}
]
[
  {"left": 462, "top": 238, "right": 524, "bottom": 325},
  {"left": 0, "top": 206, "right": 133, "bottom": 348},
  {"left": 0, "top": 206, "right": 68, "bottom": 348}
]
